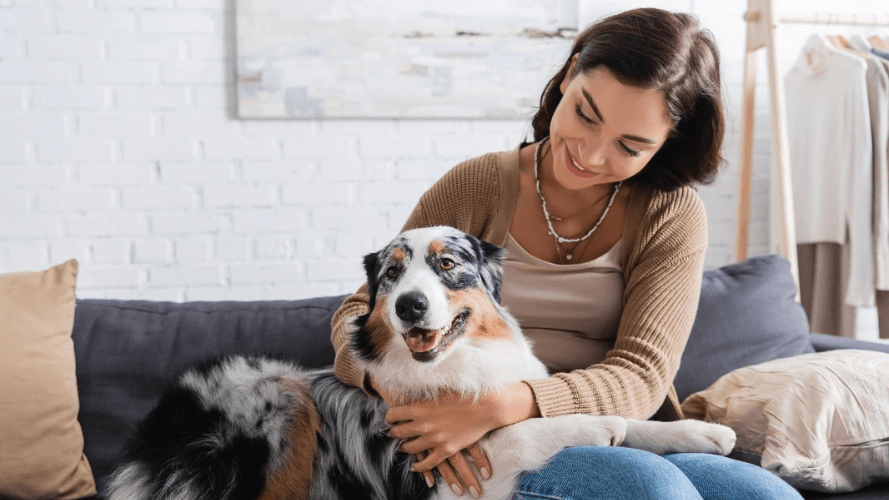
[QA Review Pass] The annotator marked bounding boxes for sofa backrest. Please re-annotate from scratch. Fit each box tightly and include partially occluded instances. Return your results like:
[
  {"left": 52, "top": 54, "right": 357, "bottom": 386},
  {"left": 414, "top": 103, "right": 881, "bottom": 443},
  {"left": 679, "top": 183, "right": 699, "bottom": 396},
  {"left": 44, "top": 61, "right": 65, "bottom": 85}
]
[{"left": 72, "top": 294, "right": 349, "bottom": 491}]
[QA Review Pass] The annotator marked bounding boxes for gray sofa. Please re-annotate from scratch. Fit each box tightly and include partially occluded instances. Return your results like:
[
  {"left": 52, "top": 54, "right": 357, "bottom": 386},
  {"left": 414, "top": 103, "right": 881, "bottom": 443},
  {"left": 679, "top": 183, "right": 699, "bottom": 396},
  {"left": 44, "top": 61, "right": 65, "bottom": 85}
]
[{"left": 71, "top": 255, "right": 889, "bottom": 499}]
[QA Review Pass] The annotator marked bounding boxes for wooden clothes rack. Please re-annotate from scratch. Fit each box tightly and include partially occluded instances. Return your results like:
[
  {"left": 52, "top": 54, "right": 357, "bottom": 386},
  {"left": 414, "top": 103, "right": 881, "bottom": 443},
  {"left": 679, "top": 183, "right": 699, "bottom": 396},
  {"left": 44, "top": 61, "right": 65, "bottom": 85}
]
[{"left": 735, "top": 0, "right": 889, "bottom": 292}]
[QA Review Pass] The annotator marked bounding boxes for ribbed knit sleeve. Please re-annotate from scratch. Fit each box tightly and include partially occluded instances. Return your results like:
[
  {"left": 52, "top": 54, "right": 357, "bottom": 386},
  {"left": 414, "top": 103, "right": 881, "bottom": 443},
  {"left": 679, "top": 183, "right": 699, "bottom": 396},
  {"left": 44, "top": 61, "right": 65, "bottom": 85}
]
[
  {"left": 330, "top": 153, "right": 508, "bottom": 391},
  {"left": 524, "top": 187, "right": 708, "bottom": 420},
  {"left": 330, "top": 283, "right": 372, "bottom": 391}
]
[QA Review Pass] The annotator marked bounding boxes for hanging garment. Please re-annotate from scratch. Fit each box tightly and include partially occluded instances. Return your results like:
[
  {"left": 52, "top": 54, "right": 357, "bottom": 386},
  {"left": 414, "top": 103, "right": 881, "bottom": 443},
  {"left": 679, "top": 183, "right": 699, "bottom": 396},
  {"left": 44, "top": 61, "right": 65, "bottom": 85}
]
[
  {"left": 785, "top": 33, "right": 874, "bottom": 308},
  {"left": 848, "top": 36, "right": 889, "bottom": 291},
  {"left": 869, "top": 33, "right": 889, "bottom": 54},
  {"left": 854, "top": 35, "right": 889, "bottom": 339},
  {"left": 797, "top": 241, "right": 857, "bottom": 338}
]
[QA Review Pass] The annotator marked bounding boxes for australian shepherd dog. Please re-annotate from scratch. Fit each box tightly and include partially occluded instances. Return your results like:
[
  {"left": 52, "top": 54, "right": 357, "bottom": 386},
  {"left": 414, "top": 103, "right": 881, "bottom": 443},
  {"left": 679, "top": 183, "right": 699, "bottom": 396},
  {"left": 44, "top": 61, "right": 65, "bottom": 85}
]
[{"left": 106, "top": 226, "right": 735, "bottom": 500}]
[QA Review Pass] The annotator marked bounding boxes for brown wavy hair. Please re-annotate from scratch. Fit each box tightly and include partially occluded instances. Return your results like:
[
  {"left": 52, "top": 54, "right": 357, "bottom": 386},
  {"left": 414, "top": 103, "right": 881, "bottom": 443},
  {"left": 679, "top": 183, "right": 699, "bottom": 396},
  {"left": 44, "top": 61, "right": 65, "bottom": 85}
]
[{"left": 530, "top": 8, "right": 725, "bottom": 191}]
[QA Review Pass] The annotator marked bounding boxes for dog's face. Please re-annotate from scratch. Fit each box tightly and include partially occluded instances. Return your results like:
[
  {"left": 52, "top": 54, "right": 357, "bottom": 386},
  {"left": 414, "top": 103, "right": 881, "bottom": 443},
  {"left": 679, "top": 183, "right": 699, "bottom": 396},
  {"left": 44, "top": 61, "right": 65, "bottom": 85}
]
[{"left": 352, "top": 226, "right": 505, "bottom": 364}]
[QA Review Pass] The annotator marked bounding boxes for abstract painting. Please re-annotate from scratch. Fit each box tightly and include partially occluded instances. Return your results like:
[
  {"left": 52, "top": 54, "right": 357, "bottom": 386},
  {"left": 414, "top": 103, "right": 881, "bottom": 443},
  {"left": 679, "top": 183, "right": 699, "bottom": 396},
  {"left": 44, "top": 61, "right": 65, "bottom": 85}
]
[{"left": 236, "top": 0, "right": 578, "bottom": 118}]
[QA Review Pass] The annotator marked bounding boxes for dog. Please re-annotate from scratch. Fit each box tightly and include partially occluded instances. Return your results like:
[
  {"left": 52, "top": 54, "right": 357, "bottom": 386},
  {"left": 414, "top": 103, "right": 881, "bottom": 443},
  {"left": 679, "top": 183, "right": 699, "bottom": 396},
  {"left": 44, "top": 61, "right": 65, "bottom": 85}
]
[{"left": 105, "top": 225, "right": 736, "bottom": 500}]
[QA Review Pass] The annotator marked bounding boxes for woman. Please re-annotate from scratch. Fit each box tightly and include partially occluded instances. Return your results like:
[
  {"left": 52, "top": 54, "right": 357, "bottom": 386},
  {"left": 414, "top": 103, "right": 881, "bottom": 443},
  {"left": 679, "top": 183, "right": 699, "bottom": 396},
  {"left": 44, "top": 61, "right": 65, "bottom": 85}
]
[{"left": 331, "top": 8, "right": 803, "bottom": 500}]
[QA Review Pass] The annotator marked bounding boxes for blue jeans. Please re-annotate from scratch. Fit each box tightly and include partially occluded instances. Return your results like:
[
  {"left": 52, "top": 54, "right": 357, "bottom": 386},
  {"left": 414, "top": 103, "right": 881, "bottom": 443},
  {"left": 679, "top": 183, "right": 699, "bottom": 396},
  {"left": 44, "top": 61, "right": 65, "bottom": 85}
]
[{"left": 514, "top": 447, "right": 804, "bottom": 500}]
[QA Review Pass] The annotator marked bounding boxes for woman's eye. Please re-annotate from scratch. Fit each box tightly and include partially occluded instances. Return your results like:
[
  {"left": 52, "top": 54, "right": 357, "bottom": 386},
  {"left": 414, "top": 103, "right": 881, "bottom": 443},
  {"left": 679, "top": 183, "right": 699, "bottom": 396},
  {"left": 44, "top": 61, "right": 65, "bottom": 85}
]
[
  {"left": 574, "top": 102, "right": 641, "bottom": 157},
  {"left": 620, "top": 142, "right": 642, "bottom": 157},
  {"left": 439, "top": 258, "right": 455, "bottom": 271},
  {"left": 575, "top": 104, "right": 595, "bottom": 124},
  {"left": 386, "top": 266, "right": 400, "bottom": 279}
]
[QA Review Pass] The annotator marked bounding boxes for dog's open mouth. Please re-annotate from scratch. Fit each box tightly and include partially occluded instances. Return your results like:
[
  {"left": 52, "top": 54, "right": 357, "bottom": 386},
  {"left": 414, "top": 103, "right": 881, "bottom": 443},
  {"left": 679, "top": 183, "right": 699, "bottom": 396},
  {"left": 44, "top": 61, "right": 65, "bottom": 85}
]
[{"left": 405, "top": 310, "right": 469, "bottom": 362}]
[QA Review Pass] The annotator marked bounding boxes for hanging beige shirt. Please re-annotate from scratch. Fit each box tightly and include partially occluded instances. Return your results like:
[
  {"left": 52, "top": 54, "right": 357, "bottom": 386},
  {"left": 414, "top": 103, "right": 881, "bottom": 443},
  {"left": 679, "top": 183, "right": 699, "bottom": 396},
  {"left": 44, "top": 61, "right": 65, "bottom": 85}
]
[{"left": 500, "top": 233, "right": 623, "bottom": 374}]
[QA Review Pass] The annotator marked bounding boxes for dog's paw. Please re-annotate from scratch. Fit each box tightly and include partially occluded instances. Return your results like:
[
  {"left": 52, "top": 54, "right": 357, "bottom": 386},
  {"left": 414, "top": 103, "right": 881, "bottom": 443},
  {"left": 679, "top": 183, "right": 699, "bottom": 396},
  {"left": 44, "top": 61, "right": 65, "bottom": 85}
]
[
  {"left": 575, "top": 415, "right": 628, "bottom": 447},
  {"left": 623, "top": 419, "right": 736, "bottom": 455},
  {"left": 679, "top": 420, "right": 736, "bottom": 455},
  {"left": 601, "top": 416, "right": 628, "bottom": 447}
]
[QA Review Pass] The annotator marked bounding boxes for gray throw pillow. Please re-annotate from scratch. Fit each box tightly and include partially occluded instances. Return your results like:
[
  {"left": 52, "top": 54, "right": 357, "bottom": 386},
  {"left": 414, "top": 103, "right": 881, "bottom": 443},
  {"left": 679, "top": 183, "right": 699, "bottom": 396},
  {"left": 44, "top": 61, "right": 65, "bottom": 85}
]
[{"left": 674, "top": 255, "right": 814, "bottom": 402}]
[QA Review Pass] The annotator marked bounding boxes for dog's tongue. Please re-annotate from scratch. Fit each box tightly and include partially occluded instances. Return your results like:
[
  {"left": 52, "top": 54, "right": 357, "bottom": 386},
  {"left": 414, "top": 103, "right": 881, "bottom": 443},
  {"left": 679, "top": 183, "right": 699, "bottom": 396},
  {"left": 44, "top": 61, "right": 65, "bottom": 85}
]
[{"left": 406, "top": 329, "right": 440, "bottom": 353}]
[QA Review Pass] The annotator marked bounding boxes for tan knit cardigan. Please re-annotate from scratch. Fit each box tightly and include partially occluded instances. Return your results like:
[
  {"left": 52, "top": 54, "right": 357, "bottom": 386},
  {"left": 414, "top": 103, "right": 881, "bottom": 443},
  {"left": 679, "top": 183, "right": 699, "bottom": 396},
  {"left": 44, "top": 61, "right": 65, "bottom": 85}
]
[{"left": 330, "top": 146, "right": 708, "bottom": 421}]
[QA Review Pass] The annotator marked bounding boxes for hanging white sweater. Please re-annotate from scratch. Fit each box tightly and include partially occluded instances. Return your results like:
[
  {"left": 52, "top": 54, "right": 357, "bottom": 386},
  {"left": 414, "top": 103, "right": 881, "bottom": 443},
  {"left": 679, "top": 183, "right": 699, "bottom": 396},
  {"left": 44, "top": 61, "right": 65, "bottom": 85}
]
[{"left": 785, "top": 34, "right": 874, "bottom": 307}]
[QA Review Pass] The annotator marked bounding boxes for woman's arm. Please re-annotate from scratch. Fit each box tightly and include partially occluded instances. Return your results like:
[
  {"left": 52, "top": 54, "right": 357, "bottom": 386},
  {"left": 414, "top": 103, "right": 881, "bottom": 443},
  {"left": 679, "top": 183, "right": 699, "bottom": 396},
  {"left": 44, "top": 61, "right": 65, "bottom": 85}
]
[{"left": 330, "top": 285, "right": 373, "bottom": 390}]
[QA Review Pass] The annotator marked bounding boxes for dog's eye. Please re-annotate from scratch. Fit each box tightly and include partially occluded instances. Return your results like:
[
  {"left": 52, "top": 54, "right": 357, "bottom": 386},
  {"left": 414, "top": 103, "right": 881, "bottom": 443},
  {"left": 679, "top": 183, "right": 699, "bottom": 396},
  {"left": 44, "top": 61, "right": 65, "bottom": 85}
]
[
  {"left": 439, "top": 258, "right": 455, "bottom": 271},
  {"left": 385, "top": 266, "right": 400, "bottom": 279}
]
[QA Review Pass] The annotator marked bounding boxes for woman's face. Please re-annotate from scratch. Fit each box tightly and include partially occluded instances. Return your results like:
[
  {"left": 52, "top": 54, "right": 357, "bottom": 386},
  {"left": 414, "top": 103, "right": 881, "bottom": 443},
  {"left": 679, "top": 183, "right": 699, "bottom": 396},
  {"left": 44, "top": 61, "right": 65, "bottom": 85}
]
[{"left": 548, "top": 64, "right": 672, "bottom": 191}]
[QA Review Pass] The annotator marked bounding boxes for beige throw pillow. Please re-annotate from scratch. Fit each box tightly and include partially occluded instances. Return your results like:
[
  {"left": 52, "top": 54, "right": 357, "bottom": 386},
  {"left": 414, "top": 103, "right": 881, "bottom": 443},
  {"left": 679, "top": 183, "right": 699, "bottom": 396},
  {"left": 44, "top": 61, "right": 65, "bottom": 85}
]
[
  {"left": 682, "top": 349, "right": 889, "bottom": 493},
  {"left": 0, "top": 260, "right": 96, "bottom": 499}
]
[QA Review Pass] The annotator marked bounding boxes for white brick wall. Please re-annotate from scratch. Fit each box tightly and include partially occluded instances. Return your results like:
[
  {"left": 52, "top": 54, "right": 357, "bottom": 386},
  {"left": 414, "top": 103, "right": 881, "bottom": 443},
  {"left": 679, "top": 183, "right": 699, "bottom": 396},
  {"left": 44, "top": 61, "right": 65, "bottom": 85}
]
[{"left": 0, "top": 0, "right": 885, "bottom": 311}]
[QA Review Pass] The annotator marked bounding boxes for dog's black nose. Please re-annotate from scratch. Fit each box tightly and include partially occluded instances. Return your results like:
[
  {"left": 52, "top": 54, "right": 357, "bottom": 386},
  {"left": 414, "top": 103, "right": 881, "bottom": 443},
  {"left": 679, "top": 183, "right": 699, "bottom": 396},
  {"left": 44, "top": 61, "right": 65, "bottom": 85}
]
[{"left": 395, "top": 292, "right": 428, "bottom": 322}]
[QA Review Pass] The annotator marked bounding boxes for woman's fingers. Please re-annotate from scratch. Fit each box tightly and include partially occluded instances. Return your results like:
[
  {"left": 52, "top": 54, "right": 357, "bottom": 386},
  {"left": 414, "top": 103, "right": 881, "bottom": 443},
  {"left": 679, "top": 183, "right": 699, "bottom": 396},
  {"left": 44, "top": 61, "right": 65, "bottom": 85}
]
[
  {"left": 411, "top": 446, "right": 451, "bottom": 472},
  {"left": 400, "top": 439, "right": 424, "bottom": 455},
  {"left": 384, "top": 405, "right": 410, "bottom": 425},
  {"left": 412, "top": 449, "right": 486, "bottom": 498},
  {"left": 416, "top": 450, "right": 436, "bottom": 489},
  {"left": 399, "top": 435, "right": 435, "bottom": 455},
  {"left": 388, "top": 420, "right": 423, "bottom": 440},
  {"left": 448, "top": 451, "right": 483, "bottom": 498},
  {"left": 465, "top": 442, "right": 492, "bottom": 480},
  {"left": 435, "top": 458, "right": 465, "bottom": 496}
]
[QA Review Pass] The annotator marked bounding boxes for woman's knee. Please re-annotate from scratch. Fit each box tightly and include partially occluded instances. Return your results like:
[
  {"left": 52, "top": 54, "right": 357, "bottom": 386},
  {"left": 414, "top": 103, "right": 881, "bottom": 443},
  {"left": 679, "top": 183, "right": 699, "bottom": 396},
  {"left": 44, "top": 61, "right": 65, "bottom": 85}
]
[
  {"left": 664, "top": 454, "right": 804, "bottom": 500},
  {"left": 515, "top": 446, "right": 703, "bottom": 500}
]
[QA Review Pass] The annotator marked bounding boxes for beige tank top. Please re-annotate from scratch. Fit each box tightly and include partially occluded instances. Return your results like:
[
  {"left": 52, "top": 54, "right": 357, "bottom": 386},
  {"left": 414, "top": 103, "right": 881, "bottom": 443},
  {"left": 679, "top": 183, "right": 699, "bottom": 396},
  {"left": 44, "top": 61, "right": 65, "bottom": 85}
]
[{"left": 500, "top": 233, "right": 624, "bottom": 374}]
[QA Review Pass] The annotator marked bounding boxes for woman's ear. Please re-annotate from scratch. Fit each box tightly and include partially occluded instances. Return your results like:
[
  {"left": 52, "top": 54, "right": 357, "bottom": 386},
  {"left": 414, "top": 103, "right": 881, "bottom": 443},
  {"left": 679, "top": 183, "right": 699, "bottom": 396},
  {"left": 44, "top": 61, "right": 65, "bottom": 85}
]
[{"left": 559, "top": 53, "right": 580, "bottom": 94}]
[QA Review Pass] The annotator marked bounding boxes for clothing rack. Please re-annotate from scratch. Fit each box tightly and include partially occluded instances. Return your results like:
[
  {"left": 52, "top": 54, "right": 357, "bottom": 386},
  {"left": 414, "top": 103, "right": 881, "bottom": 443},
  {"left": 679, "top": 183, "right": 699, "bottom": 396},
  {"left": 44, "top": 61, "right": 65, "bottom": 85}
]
[{"left": 735, "top": 0, "right": 889, "bottom": 293}]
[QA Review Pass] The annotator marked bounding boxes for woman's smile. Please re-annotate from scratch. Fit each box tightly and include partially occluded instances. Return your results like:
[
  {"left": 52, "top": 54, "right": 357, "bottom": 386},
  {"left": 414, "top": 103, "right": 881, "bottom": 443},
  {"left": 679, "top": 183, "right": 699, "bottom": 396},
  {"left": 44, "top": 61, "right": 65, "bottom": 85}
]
[{"left": 565, "top": 146, "right": 599, "bottom": 178}]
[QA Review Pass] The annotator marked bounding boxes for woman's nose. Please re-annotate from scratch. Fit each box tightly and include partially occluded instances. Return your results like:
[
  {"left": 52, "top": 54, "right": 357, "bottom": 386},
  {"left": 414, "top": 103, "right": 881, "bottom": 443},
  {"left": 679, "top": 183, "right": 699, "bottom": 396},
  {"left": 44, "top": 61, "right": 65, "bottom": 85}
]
[{"left": 579, "top": 139, "right": 608, "bottom": 168}]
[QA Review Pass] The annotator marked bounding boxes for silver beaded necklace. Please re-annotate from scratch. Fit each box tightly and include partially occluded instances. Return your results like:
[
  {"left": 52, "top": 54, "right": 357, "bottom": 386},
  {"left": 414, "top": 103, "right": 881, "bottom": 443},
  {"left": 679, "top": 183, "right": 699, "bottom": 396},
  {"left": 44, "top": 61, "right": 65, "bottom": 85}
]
[{"left": 534, "top": 137, "right": 622, "bottom": 262}]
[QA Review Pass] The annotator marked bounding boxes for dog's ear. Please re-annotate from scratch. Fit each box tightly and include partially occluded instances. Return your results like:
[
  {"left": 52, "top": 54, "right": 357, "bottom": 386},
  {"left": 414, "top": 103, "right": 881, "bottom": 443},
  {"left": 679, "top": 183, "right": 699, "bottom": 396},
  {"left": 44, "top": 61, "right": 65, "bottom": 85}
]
[
  {"left": 361, "top": 250, "right": 382, "bottom": 309},
  {"left": 476, "top": 239, "right": 505, "bottom": 303},
  {"left": 353, "top": 251, "right": 381, "bottom": 363},
  {"left": 362, "top": 251, "right": 380, "bottom": 283}
]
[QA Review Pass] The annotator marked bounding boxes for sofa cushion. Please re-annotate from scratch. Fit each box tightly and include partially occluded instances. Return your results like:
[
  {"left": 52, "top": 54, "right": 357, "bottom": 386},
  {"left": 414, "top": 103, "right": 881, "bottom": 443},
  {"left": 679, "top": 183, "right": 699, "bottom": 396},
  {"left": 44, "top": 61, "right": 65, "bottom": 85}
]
[
  {"left": 0, "top": 260, "right": 96, "bottom": 499},
  {"left": 72, "top": 294, "right": 348, "bottom": 491},
  {"left": 682, "top": 350, "right": 889, "bottom": 493},
  {"left": 809, "top": 332, "right": 889, "bottom": 355},
  {"left": 674, "top": 254, "right": 815, "bottom": 402}
]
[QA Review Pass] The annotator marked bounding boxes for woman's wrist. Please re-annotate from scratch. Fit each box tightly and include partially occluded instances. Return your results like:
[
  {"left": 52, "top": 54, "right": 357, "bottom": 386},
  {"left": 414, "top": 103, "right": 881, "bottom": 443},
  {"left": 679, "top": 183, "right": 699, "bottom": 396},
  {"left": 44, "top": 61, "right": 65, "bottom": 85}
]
[{"left": 491, "top": 382, "right": 540, "bottom": 428}]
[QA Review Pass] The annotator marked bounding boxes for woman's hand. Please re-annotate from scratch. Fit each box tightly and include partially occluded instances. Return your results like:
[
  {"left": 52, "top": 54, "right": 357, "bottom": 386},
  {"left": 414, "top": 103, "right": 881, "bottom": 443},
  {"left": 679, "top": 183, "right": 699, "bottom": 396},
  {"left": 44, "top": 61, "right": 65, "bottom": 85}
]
[
  {"left": 371, "top": 376, "right": 539, "bottom": 496},
  {"left": 387, "top": 391, "right": 497, "bottom": 468},
  {"left": 386, "top": 392, "right": 496, "bottom": 497},
  {"left": 384, "top": 382, "right": 539, "bottom": 496},
  {"left": 370, "top": 378, "right": 488, "bottom": 493}
]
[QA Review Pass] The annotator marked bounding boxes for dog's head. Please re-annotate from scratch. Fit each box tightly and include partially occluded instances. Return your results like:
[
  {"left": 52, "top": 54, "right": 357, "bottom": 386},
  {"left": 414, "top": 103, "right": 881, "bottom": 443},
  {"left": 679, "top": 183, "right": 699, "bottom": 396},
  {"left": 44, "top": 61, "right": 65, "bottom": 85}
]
[{"left": 352, "top": 226, "right": 506, "bottom": 365}]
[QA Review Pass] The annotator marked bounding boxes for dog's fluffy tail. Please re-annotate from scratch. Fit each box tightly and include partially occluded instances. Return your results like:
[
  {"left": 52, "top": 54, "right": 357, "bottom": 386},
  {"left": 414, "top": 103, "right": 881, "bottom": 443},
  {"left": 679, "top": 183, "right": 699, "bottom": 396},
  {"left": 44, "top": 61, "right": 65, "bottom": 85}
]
[{"left": 105, "top": 356, "right": 318, "bottom": 500}]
